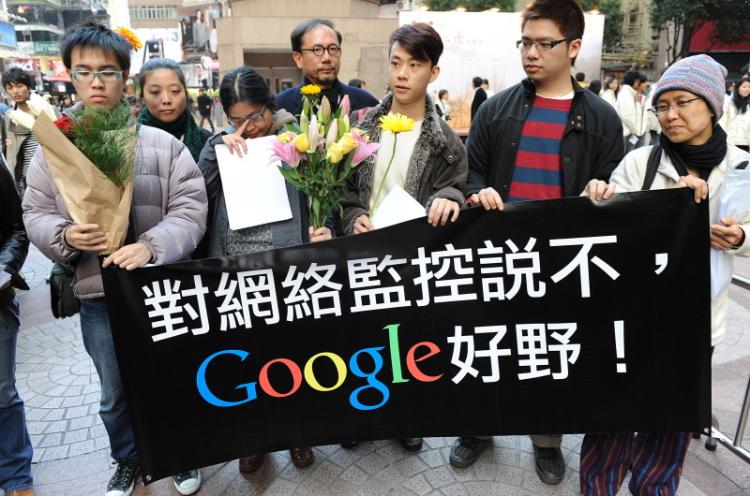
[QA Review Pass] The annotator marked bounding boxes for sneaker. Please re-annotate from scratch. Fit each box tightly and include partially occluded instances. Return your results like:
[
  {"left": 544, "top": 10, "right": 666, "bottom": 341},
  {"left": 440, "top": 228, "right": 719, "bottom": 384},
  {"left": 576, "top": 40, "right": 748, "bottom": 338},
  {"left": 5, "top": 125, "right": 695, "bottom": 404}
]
[
  {"left": 533, "top": 446, "right": 565, "bottom": 485},
  {"left": 173, "top": 469, "right": 202, "bottom": 495},
  {"left": 399, "top": 437, "right": 424, "bottom": 452},
  {"left": 7, "top": 490, "right": 35, "bottom": 496},
  {"left": 106, "top": 461, "right": 140, "bottom": 496},
  {"left": 449, "top": 436, "right": 489, "bottom": 468},
  {"left": 340, "top": 441, "right": 358, "bottom": 449}
]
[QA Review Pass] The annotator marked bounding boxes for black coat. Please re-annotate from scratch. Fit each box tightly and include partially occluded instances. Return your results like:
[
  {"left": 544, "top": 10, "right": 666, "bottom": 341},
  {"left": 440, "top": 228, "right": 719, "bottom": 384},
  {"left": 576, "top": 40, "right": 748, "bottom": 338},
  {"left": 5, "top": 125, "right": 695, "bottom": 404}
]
[
  {"left": 0, "top": 164, "right": 29, "bottom": 305},
  {"left": 470, "top": 87, "right": 487, "bottom": 122},
  {"left": 465, "top": 77, "right": 624, "bottom": 200},
  {"left": 275, "top": 79, "right": 378, "bottom": 116},
  {"left": 197, "top": 94, "right": 213, "bottom": 116}
]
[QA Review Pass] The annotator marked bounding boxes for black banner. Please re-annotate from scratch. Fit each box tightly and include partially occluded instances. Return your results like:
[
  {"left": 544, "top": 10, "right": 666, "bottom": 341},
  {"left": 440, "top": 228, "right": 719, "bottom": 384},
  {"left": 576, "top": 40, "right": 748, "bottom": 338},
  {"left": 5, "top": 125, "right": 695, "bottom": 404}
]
[{"left": 102, "top": 189, "right": 711, "bottom": 483}]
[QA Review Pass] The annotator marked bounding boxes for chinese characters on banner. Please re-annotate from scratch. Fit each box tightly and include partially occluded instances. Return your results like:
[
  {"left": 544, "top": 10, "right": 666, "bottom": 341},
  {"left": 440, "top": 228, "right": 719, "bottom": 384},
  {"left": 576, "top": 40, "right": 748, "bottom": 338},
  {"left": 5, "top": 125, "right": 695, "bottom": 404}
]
[{"left": 102, "top": 189, "right": 712, "bottom": 484}]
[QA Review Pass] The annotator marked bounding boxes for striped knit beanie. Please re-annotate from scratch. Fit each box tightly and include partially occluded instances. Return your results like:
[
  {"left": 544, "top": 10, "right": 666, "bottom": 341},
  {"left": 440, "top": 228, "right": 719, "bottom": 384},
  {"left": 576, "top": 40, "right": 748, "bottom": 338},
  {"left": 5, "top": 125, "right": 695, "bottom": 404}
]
[{"left": 653, "top": 54, "right": 728, "bottom": 120}]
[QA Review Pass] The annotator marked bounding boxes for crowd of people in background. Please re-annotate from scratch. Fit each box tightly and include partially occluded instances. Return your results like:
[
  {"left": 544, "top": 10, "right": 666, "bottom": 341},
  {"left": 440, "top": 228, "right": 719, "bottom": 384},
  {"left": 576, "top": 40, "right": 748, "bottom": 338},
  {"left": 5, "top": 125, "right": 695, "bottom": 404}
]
[
  {"left": 576, "top": 68, "right": 750, "bottom": 154},
  {"left": 2, "top": 0, "right": 750, "bottom": 495}
]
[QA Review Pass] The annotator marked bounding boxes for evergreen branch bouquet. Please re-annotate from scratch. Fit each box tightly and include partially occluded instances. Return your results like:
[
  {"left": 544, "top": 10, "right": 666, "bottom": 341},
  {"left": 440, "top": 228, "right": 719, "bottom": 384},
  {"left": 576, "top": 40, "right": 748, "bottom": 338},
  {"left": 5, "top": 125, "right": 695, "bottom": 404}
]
[
  {"left": 271, "top": 84, "right": 380, "bottom": 229},
  {"left": 30, "top": 103, "right": 137, "bottom": 254},
  {"left": 68, "top": 103, "right": 136, "bottom": 187}
]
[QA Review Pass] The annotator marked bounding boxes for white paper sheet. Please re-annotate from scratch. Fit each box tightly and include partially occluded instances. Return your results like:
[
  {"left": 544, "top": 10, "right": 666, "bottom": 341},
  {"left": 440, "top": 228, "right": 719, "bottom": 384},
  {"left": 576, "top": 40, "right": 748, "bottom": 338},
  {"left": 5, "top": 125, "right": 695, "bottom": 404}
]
[
  {"left": 215, "top": 135, "right": 293, "bottom": 230},
  {"left": 371, "top": 185, "right": 426, "bottom": 229}
]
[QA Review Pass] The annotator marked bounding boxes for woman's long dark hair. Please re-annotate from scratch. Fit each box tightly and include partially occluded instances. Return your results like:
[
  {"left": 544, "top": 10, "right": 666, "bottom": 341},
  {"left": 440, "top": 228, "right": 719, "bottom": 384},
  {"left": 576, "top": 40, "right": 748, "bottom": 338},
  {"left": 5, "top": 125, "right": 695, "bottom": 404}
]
[
  {"left": 732, "top": 76, "right": 750, "bottom": 114},
  {"left": 603, "top": 76, "right": 619, "bottom": 95},
  {"left": 219, "top": 66, "right": 274, "bottom": 115}
]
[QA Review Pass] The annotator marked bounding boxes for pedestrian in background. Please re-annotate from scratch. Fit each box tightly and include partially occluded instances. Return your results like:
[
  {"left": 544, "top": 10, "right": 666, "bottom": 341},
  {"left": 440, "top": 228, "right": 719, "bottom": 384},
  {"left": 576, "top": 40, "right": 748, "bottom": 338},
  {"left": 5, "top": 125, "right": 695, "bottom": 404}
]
[
  {"left": 435, "top": 89, "right": 452, "bottom": 121},
  {"left": 196, "top": 87, "right": 214, "bottom": 132},
  {"left": 600, "top": 76, "right": 619, "bottom": 110},
  {"left": 720, "top": 75, "right": 750, "bottom": 152},
  {"left": 470, "top": 76, "right": 487, "bottom": 123},
  {"left": 2, "top": 68, "right": 40, "bottom": 195},
  {"left": 617, "top": 70, "right": 647, "bottom": 152}
]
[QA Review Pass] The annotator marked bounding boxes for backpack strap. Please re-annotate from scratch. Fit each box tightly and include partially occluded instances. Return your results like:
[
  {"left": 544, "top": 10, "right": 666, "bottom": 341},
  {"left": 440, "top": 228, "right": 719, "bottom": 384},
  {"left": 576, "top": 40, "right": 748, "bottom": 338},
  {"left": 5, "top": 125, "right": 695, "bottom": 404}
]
[{"left": 641, "top": 144, "right": 662, "bottom": 190}]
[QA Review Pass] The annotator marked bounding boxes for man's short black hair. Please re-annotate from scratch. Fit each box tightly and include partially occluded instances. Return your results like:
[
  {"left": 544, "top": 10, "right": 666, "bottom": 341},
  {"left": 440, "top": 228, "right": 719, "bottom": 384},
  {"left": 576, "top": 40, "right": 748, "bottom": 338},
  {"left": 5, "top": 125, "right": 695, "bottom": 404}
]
[
  {"left": 522, "top": 0, "right": 585, "bottom": 65},
  {"left": 575, "top": 72, "right": 585, "bottom": 82},
  {"left": 290, "top": 18, "right": 342, "bottom": 53},
  {"left": 623, "top": 70, "right": 641, "bottom": 87},
  {"left": 472, "top": 76, "right": 483, "bottom": 88},
  {"left": 348, "top": 78, "right": 364, "bottom": 88},
  {"left": 2, "top": 67, "right": 34, "bottom": 89},
  {"left": 389, "top": 22, "right": 443, "bottom": 67},
  {"left": 60, "top": 20, "right": 131, "bottom": 71},
  {"left": 482, "top": 78, "right": 489, "bottom": 85}
]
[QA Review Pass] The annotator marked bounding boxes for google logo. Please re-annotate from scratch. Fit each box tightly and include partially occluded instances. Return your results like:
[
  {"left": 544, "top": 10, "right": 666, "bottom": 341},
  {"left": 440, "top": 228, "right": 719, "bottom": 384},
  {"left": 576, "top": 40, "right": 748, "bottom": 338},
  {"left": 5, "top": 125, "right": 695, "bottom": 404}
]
[{"left": 196, "top": 324, "right": 444, "bottom": 411}]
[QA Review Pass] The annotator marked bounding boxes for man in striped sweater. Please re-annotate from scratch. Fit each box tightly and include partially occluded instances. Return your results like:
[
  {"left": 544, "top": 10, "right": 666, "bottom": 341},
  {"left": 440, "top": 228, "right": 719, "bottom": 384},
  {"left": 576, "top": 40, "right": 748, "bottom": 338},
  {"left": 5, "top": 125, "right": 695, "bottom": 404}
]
[{"left": 454, "top": 0, "right": 624, "bottom": 485}]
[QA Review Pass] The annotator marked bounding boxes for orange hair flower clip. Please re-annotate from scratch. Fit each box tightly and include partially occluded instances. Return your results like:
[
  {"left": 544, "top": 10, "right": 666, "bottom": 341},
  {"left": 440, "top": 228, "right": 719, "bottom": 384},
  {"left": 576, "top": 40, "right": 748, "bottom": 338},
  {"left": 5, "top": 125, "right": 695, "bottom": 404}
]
[{"left": 116, "top": 27, "right": 143, "bottom": 51}]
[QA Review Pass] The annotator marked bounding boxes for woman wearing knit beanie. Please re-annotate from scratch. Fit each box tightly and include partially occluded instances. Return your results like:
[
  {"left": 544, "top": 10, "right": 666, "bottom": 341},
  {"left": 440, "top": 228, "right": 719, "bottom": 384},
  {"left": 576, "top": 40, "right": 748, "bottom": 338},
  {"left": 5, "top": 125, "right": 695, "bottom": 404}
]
[{"left": 580, "top": 54, "right": 750, "bottom": 496}]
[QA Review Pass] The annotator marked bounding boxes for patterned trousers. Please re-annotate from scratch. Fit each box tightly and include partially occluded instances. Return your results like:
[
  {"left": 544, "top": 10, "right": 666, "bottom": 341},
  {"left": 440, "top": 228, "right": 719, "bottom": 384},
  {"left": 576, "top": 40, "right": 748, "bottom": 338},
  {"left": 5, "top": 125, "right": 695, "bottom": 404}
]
[{"left": 580, "top": 431, "right": 691, "bottom": 496}]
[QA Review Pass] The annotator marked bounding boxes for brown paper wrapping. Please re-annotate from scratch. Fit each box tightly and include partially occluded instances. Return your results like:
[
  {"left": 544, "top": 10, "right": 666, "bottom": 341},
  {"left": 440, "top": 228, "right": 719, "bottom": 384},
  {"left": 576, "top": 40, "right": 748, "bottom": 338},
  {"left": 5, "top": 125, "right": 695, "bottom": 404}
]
[{"left": 32, "top": 112, "right": 134, "bottom": 255}]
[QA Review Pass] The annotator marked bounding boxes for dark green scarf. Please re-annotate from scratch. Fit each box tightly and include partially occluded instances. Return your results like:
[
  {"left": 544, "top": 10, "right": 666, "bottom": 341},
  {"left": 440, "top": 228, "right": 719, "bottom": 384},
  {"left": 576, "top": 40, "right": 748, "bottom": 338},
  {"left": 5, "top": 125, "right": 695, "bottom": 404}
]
[{"left": 137, "top": 106, "right": 207, "bottom": 162}]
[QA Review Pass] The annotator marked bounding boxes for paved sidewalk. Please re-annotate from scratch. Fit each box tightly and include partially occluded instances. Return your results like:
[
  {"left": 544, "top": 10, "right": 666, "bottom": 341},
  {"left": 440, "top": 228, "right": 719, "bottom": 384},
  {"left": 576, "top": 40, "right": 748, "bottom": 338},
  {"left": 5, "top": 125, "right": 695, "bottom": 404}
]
[{"left": 13, "top": 247, "right": 750, "bottom": 496}]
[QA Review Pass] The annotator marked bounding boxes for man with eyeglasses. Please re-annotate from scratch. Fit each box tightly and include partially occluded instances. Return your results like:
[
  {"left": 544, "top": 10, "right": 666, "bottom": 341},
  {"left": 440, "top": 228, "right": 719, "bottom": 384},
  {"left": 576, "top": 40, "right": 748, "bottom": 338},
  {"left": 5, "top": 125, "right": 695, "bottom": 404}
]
[
  {"left": 455, "top": 0, "right": 623, "bottom": 485},
  {"left": 22, "top": 21, "right": 207, "bottom": 496},
  {"left": 274, "top": 18, "right": 378, "bottom": 117}
]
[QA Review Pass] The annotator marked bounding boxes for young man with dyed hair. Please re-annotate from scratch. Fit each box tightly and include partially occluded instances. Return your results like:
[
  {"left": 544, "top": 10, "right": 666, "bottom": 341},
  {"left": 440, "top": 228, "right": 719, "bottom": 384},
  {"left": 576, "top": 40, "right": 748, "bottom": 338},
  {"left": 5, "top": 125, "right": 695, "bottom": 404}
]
[
  {"left": 342, "top": 21, "right": 467, "bottom": 451},
  {"left": 342, "top": 22, "right": 467, "bottom": 236},
  {"left": 455, "top": 0, "right": 623, "bottom": 484},
  {"left": 22, "top": 21, "right": 207, "bottom": 496}
]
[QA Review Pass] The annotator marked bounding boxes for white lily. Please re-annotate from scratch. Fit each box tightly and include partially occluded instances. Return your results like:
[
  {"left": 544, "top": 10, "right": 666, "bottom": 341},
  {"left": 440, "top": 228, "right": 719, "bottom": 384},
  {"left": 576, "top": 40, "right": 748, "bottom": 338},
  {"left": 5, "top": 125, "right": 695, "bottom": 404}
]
[
  {"left": 326, "top": 119, "right": 338, "bottom": 149},
  {"left": 7, "top": 109, "right": 35, "bottom": 130},
  {"left": 307, "top": 115, "right": 320, "bottom": 152},
  {"left": 27, "top": 93, "right": 58, "bottom": 121}
]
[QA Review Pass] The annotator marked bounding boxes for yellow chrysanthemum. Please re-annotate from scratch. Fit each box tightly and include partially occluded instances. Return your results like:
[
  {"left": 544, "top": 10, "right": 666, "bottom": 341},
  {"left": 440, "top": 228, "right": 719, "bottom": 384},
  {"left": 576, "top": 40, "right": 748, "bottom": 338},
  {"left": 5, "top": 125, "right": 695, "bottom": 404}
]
[
  {"left": 379, "top": 113, "right": 414, "bottom": 134},
  {"left": 115, "top": 27, "right": 143, "bottom": 51},
  {"left": 300, "top": 84, "right": 322, "bottom": 96}
]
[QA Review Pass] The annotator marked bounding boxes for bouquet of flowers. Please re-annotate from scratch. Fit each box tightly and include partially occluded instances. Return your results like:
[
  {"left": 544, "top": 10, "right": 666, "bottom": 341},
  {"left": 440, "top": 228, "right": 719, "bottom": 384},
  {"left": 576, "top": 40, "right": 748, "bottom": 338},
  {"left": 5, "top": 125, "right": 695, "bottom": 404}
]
[
  {"left": 271, "top": 84, "right": 380, "bottom": 229},
  {"left": 31, "top": 105, "right": 137, "bottom": 254}
]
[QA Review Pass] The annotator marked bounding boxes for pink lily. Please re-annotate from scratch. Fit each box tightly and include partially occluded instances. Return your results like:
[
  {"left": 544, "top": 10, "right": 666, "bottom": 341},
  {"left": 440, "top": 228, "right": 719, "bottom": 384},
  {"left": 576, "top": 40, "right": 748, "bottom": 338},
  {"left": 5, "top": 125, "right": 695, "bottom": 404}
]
[
  {"left": 272, "top": 138, "right": 303, "bottom": 168},
  {"left": 350, "top": 129, "right": 379, "bottom": 166},
  {"left": 339, "top": 94, "right": 351, "bottom": 118}
]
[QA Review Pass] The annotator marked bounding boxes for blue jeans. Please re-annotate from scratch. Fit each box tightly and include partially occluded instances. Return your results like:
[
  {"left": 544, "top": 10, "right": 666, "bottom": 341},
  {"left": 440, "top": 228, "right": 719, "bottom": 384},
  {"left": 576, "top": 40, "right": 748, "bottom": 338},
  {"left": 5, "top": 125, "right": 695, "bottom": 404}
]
[
  {"left": 79, "top": 298, "right": 137, "bottom": 463},
  {"left": 0, "top": 296, "right": 33, "bottom": 493}
]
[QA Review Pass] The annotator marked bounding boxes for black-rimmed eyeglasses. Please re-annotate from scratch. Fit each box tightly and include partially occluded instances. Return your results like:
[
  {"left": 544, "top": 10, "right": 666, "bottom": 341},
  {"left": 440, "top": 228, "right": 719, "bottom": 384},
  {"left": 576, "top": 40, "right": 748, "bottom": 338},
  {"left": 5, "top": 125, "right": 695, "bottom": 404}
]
[
  {"left": 299, "top": 45, "right": 341, "bottom": 57},
  {"left": 515, "top": 38, "right": 571, "bottom": 51}
]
